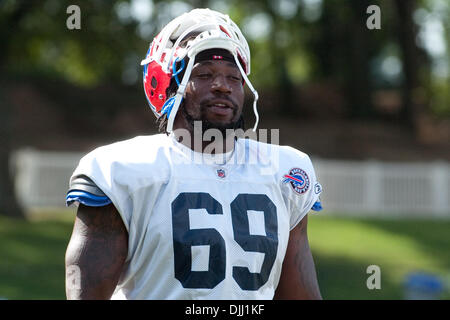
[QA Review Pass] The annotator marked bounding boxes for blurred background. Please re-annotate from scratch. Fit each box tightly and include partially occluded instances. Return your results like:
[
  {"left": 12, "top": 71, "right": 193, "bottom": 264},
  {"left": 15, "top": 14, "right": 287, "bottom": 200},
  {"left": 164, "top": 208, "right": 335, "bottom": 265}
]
[{"left": 0, "top": 0, "right": 449, "bottom": 300}]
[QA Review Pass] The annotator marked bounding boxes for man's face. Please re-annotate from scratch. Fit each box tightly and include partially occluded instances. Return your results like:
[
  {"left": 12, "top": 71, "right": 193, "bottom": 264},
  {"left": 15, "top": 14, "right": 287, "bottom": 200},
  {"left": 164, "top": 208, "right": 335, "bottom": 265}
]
[{"left": 181, "top": 59, "right": 245, "bottom": 133}]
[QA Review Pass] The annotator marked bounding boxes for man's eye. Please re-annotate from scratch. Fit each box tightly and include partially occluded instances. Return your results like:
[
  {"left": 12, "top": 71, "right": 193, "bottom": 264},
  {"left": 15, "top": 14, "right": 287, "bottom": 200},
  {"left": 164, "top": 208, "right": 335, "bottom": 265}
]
[
  {"left": 197, "top": 73, "right": 212, "bottom": 78},
  {"left": 228, "top": 75, "right": 242, "bottom": 82}
]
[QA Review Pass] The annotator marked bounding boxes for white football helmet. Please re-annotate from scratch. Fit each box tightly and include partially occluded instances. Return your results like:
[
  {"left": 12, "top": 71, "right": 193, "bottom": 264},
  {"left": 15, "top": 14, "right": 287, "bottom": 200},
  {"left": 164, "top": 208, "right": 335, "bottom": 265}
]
[{"left": 141, "top": 8, "right": 259, "bottom": 132}]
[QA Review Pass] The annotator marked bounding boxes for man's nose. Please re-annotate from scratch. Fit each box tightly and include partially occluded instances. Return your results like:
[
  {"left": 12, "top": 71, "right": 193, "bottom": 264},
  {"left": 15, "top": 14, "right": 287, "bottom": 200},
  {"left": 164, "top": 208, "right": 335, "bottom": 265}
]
[{"left": 211, "top": 74, "right": 232, "bottom": 93}]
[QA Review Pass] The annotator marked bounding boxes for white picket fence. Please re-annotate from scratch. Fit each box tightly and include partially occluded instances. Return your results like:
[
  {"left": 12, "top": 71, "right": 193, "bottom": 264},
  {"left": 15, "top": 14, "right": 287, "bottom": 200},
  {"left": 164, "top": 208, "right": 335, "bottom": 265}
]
[
  {"left": 10, "top": 148, "right": 450, "bottom": 218},
  {"left": 313, "top": 158, "right": 449, "bottom": 218}
]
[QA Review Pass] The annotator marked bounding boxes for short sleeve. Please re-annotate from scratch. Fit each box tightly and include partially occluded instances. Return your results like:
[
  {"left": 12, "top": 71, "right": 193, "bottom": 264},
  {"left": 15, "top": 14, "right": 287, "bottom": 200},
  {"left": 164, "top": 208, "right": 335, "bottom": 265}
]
[
  {"left": 279, "top": 152, "right": 323, "bottom": 230},
  {"left": 68, "top": 147, "right": 133, "bottom": 232}
]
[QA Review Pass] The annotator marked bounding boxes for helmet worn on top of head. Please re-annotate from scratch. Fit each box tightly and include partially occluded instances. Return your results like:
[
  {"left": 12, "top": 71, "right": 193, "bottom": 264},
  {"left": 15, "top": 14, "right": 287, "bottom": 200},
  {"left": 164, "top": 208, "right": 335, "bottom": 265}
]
[{"left": 141, "top": 8, "right": 259, "bottom": 133}]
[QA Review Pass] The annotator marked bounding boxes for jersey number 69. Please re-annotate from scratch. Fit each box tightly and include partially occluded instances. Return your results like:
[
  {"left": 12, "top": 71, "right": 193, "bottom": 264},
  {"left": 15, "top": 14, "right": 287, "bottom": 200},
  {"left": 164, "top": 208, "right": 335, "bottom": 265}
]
[{"left": 171, "top": 192, "right": 278, "bottom": 291}]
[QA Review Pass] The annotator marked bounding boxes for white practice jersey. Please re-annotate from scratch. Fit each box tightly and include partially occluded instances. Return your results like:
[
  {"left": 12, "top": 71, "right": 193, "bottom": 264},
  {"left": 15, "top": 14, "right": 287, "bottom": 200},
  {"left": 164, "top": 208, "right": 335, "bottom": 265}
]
[{"left": 69, "top": 133, "right": 322, "bottom": 299}]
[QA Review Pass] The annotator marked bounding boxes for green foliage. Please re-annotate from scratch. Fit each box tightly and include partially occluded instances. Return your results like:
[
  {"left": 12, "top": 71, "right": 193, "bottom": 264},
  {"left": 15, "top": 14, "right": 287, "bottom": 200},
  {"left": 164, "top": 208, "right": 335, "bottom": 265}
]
[
  {"left": 1, "top": 0, "right": 145, "bottom": 87},
  {"left": 1, "top": 0, "right": 448, "bottom": 116},
  {"left": 430, "top": 78, "right": 450, "bottom": 116}
]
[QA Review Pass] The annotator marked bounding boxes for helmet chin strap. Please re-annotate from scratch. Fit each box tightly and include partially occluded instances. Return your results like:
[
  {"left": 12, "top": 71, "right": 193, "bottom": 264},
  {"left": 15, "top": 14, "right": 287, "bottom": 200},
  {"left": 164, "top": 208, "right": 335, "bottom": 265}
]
[
  {"left": 233, "top": 54, "right": 259, "bottom": 132},
  {"left": 166, "top": 56, "right": 196, "bottom": 133},
  {"left": 165, "top": 52, "right": 259, "bottom": 133}
]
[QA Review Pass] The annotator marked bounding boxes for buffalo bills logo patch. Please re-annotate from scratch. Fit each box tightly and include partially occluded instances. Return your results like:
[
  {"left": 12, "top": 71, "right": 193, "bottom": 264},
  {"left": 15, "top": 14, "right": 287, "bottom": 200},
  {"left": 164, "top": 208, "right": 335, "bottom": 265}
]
[{"left": 283, "top": 168, "right": 310, "bottom": 195}]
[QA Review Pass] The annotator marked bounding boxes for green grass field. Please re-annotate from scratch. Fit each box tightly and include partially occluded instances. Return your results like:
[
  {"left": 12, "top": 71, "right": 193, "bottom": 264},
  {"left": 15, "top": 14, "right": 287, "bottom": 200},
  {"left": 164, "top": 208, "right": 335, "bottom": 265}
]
[
  {"left": 0, "top": 211, "right": 449, "bottom": 300},
  {"left": 308, "top": 214, "right": 450, "bottom": 299}
]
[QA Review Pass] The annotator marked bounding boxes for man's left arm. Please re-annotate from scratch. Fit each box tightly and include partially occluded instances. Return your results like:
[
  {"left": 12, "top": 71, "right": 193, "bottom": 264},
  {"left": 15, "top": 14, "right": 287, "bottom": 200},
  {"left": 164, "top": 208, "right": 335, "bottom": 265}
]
[{"left": 273, "top": 215, "right": 322, "bottom": 299}]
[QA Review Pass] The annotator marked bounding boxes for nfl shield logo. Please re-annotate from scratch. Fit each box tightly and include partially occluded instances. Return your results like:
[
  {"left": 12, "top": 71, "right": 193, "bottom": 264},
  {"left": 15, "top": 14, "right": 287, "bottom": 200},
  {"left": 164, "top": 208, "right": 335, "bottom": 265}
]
[{"left": 217, "top": 169, "right": 226, "bottom": 178}]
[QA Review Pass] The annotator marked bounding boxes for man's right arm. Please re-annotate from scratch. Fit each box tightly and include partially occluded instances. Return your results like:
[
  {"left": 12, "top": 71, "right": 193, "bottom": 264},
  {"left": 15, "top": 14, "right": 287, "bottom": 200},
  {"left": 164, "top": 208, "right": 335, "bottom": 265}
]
[{"left": 65, "top": 203, "right": 128, "bottom": 299}]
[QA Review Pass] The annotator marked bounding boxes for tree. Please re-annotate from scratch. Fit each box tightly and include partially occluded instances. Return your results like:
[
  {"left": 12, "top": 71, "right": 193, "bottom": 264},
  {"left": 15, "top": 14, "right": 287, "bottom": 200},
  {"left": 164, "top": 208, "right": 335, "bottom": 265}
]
[
  {"left": 394, "top": 0, "right": 431, "bottom": 125},
  {"left": 0, "top": 0, "right": 143, "bottom": 218},
  {"left": 0, "top": 0, "right": 39, "bottom": 218},
  {"left": 0, "top": 88, "right": 24, "bottom": 218}
]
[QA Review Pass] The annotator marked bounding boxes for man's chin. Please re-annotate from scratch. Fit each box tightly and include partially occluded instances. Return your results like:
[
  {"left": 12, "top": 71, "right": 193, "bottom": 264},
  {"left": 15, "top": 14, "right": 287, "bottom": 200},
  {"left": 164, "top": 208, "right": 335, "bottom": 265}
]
[
  {"left": 199, "top": 119, "right": 239, "bottom": 135},
  {"left": 182, "top": 107, "right": 243, "bottom": 135}
]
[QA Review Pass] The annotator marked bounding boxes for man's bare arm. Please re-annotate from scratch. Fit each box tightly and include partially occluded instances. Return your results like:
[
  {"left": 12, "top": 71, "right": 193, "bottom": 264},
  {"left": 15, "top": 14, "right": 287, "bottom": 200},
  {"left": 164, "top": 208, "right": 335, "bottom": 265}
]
[
  {"left": 274, "top": 215, "right": 322, "bottom": 299},
  {"left": 65, "top": 203, "right": 128, "bottom": 299}
]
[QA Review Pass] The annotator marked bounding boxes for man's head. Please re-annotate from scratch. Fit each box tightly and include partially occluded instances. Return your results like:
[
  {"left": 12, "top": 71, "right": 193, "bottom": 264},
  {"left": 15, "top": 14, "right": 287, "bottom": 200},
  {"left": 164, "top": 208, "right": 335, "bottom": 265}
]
[{"left": 141, "top": 8, "right": 258, "bottom": 134}]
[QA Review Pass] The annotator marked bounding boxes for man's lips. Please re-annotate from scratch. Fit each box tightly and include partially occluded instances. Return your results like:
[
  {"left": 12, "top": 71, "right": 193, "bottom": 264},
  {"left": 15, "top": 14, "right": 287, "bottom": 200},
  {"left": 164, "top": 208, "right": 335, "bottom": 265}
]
[
  {"left": 205, "top": 100, "right": 235, "bottom": 116},
  {"left": 208, "top": 105, "right": 233, "bottom": 116},
  {"left": 206, "top": 99, "right": 234, "bottom": 109}
]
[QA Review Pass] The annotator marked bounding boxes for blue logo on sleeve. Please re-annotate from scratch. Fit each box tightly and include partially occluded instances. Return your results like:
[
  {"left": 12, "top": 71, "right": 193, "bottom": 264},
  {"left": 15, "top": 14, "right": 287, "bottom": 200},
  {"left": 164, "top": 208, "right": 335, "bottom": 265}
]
[{"left": 283, "top": 168, "right": 310, "bottom": 195}]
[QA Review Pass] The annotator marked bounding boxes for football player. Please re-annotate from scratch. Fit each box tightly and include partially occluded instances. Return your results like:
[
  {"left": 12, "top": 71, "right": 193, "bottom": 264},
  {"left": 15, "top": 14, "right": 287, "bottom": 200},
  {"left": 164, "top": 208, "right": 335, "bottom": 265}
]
[{"left": 65, "top": 8, "right": 323, "bottom": 300}]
